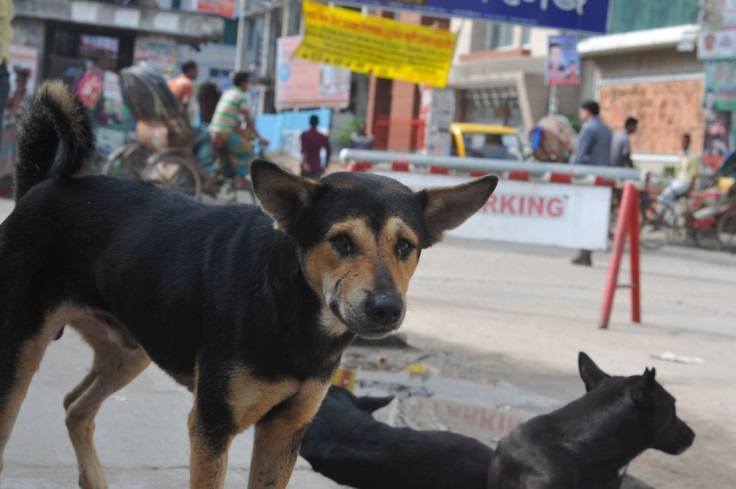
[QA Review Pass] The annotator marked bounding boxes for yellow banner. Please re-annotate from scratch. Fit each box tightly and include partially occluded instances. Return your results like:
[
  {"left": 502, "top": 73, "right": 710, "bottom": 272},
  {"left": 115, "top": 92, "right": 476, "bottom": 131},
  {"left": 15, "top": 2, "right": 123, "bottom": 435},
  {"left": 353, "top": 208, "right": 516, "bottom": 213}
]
[{"left": 295, "top": 1, "right": 457, "bottom": 88}]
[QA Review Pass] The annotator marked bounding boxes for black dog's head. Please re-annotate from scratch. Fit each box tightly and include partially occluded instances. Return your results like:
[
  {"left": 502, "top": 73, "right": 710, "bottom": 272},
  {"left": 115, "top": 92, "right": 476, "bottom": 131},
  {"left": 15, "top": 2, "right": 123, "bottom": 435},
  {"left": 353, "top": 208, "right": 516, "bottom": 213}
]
[
  {"left": 324, "top": 385, "right": 395, "bottom": 414},
  {"left": 578, "top": 352, "right": 695, "bottom": 456},
  {"left": 251, "top": 161, "right": 497, "bottom": 339}
]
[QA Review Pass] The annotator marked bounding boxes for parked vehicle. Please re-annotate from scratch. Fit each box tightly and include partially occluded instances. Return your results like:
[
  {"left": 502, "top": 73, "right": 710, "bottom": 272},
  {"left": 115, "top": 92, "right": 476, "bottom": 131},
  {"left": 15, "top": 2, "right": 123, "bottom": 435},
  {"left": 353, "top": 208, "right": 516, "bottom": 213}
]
[{"left": 450, "top": 123, "right": 526, "bottom": 161}]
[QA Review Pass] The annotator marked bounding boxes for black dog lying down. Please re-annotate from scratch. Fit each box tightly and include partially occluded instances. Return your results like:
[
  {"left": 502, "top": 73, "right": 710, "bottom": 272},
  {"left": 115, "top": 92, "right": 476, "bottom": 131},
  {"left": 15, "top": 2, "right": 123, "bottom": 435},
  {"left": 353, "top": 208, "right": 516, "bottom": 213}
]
[
  {"left": 489, "top": 353, "right": 695, "bottom": 489},
  {"left": 300, "top": 385, "right": 493, "bottom": 489},
  {"left": 301, "top": 353, "right": 693, "bottom": 489}
]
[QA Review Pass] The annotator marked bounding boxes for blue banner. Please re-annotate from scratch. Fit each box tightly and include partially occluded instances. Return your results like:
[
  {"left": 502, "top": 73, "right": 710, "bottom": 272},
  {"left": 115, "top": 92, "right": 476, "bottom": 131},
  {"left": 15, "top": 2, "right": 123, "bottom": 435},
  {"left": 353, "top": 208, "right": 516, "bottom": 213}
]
[{"left": 338, "top": 0, "right": 610, "bottom": 33}]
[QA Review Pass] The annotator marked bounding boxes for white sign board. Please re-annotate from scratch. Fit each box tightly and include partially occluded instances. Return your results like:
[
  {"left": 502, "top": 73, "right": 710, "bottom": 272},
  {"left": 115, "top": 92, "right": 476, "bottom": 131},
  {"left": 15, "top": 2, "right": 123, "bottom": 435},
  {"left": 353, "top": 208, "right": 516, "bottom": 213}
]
[{"left": 377, "top": 172, "right": 611, "bottom": 250}]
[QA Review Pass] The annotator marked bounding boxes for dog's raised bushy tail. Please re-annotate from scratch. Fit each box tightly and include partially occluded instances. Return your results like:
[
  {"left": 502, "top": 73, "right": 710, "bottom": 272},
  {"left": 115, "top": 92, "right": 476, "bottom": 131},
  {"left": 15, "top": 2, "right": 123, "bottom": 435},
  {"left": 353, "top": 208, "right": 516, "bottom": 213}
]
[{"left": 15, "top": 80, "right": 94, "bottom": 201}]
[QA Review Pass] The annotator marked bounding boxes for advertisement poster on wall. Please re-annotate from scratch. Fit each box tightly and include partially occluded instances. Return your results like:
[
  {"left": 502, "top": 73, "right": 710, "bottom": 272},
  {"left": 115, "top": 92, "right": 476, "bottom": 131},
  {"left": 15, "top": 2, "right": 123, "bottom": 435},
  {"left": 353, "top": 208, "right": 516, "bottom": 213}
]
[
  {"left": 276, "top": 36, "right": 351, "bottom": 111},
  {"left": 703, "top": 115, "right": 730, "bottom": 169},
  {"left": 699, "top": 0, "right": 736, "bottom": 59},
  {"left": 704, "top": 60, "right": 736, "bottom": 112},
  {"left": 8, "top": 44, "right": 38, "bottom": 96},
  {"left": 134, "top": 38, "right": 178, "bottom": 75},
  {"left": 546, "top": 35, "right": 579, "bottom": 86},
  {"left": 419, "top": 86, "right": 455, "bottom": 156}
]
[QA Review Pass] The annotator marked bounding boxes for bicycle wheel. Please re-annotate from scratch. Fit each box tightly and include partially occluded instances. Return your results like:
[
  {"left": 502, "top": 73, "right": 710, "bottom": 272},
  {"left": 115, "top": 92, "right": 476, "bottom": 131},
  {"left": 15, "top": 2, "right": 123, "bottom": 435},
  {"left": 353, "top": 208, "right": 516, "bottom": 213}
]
[
  {"left": 101, "top": 143, "right": 151, "bottom": 178},
  {"left": 717, "top": 206, "right": 736, "bottom": 252},
  {"left": 143, "top": 153, "right": 202, "bottom": 200},
  {"left": 639, "top": 199, "right": 676, "bottom": 250}
]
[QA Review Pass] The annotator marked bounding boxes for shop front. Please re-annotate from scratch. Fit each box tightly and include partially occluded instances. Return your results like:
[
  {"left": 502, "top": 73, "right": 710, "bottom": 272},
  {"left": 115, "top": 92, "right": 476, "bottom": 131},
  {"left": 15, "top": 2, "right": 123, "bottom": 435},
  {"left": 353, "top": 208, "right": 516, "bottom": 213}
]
[
  {"left": 449, "top": 55, "right": 580, "bottom": 138},
  {"left": 578, "top": 25, "right": 704, "bottom": 174},
  {"left": 12, "top": 0, "right": 225, "bottom": 158}
]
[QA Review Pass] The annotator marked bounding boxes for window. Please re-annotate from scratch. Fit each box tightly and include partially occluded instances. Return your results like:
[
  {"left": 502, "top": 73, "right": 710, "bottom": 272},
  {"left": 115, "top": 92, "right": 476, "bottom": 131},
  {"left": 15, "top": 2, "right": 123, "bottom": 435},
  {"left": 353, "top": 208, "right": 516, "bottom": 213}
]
[
  {"left": 521, "top": 26, "right": 531, "bottom": 47},
  {"left": 223, "top": 18, "right": 238, "bottom": 46},
  {"left": 487, "top": 23, "right": 515, "bottom": 50},
  {"left": 609, "top": 0, "right": 698, "bottom": 34}
]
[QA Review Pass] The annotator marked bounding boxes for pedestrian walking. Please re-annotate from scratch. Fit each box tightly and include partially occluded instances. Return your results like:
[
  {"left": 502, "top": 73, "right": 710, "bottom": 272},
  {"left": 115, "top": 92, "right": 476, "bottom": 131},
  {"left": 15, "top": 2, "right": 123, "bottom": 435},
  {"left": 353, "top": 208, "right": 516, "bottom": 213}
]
[
  {"left": 610, "top": 117, "right": 638, "bottom": 168},
  {"left": 571, "top": 100, "right": 613, "bottom": 266},
  {"left": 300, "top": 115, "right": 331, "bottom": 180}
]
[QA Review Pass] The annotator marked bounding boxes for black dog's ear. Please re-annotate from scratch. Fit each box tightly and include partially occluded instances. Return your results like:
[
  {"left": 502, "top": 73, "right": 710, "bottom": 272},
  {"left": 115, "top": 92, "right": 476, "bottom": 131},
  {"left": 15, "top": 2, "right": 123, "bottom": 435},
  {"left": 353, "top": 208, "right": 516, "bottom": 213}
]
[
  {"left": 354, "top": 395, "right": 395, "bottom": 414},
  {"left": 578, "top": 352, "right": 610, "bottom": 392},
  {"left": 632, "top": 367, "right": 658, "bottom": 409},
  {"left": 416, "top": 175, "right": 498, "bottom": 247},
  {"left": 251, "top": 160, "right": 319, "bottom": 234}
]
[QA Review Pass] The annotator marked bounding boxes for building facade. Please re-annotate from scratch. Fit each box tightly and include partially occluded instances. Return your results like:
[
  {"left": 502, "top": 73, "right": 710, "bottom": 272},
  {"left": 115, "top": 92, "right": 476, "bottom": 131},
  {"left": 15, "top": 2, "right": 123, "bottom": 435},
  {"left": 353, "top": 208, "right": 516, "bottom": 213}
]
[{"left": 579, "top": 0, "right": 702, "bottom": 171}]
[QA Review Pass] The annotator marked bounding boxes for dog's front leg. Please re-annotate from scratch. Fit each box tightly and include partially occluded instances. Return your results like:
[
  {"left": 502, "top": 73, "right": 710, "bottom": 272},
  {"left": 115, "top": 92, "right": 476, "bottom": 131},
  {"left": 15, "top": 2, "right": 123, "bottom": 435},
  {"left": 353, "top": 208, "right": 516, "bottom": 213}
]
[
  {"left": 188, "top": 400, "right": 234, "bottom": 489},
  {"left": 247, "top": 380, "right": 329, "bottom": 489}
]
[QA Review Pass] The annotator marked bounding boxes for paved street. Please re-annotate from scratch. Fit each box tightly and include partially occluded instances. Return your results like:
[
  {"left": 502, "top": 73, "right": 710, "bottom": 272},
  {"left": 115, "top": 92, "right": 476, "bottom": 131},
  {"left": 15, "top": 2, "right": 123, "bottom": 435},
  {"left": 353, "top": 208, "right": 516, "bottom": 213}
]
[{"left": 1, "top": 199, "right": 735, "bottom": 488}]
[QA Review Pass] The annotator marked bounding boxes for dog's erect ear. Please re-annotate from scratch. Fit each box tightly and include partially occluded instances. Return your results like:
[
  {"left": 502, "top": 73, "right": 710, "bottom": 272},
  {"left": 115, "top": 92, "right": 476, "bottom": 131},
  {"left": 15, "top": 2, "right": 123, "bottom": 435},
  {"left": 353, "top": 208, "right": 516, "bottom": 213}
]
[
  {"left": 353, "top": 395, "right": 395, "bottom": 414},
  {"left": 578, "top": 352, "right": 610, "bottom": 392},
  {"left": 416, "top": 175, "right": 498, "bottom": 247},
  {"left": 632, "top": 367, "right": 658, "bottom": 409},
  {"left": 251, "top": 160, "right": 319, "bottom": 234}
]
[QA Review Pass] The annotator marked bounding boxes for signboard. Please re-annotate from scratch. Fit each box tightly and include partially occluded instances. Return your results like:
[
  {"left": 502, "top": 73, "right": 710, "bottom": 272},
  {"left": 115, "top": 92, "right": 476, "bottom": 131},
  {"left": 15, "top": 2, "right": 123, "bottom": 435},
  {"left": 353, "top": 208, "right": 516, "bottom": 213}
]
[
  {"left": 336, "top": 0, "right": 610, "bottom": 33},
  {"left": 699, "top": 0, "right": 736, "bottom": 59},
  {"left": 276, "top": 36, "right": 351, "bottom": 111},
  {"left": 295, "top": 1, "right": 456, "bottom": 87},
  {"left": 197, "top": 0, "right": 236, "bottom": 18},
  {"left": 375, "top": 172, "right": 611, "bottom": 250},
  {"left": 546, "top": 34, "right": 579, "bottom": 86}
]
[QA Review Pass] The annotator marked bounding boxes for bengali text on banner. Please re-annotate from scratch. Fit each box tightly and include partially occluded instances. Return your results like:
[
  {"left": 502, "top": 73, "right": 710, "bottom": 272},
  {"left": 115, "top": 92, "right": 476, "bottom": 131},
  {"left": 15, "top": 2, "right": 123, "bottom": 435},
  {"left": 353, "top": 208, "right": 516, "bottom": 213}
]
[{"left": 295, "top": 1, "right": 457, "bottom": 88}]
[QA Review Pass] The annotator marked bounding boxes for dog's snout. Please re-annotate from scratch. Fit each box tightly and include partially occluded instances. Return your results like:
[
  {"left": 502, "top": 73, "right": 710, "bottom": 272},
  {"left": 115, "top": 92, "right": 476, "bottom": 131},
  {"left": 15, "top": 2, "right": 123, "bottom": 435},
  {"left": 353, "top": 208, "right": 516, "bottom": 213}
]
[{"left": 366, "top": 294, "right": 403, "bottom": 325}]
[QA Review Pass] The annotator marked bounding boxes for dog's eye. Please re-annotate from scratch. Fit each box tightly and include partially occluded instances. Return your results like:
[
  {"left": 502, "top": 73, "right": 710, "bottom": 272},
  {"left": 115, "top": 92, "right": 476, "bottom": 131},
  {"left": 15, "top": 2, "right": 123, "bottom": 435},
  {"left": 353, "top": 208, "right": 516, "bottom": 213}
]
[
  {"left": 330, "top": 234, "right": 357, "bottom": 255},
  {"left": 396, "top": 239, "right": 415, "bottom": 258}
]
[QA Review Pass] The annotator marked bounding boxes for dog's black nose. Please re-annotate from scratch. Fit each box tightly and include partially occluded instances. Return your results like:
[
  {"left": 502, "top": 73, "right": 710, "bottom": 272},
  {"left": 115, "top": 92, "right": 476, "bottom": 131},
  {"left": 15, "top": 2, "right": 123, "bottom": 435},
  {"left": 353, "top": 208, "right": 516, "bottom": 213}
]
[{"left": 366, "top": 294, "right": 403, "bottom": 325}]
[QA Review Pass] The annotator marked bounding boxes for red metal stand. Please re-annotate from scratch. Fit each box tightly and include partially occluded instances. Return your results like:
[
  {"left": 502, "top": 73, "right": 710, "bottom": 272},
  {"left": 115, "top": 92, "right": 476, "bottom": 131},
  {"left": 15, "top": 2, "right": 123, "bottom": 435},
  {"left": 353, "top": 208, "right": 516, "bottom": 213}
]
[{"left": 599, "top": 182, "right": 641, "bottom": 329}]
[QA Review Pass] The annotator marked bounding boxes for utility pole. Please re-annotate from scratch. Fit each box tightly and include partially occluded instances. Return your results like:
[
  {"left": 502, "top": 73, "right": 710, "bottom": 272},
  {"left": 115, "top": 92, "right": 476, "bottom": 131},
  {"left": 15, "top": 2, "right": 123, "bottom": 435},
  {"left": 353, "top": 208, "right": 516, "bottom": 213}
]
[
  {"left": 547, "top": 84, "right": 558, "bottom": 116},
  {"left": 234, "top": 0, "right": 249, "bottom": 71}
]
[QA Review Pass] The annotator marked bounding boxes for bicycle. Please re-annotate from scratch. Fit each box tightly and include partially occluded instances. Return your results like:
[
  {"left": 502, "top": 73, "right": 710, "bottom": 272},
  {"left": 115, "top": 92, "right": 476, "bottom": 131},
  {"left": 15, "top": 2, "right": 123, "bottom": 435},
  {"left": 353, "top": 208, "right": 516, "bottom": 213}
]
[
  {"left": 661, "top": 184, "right": 736, "bottom": 251},
  {"left": 102, "top": 141, "right": 203, "bottom": 199},
  {"left": 609, "top": 187, "right": 677, "bottom": 250},
  {"left": 102, "top": 133, "right": 262, "bottom": 205}
]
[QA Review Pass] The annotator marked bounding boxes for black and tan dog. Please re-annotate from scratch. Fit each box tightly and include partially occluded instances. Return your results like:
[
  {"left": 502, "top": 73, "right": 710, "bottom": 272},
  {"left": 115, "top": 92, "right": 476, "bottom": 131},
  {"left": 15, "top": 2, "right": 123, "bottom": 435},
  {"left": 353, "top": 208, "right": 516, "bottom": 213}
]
[{"left": 0, "top": 82, "right": 497, "bottom": 489}]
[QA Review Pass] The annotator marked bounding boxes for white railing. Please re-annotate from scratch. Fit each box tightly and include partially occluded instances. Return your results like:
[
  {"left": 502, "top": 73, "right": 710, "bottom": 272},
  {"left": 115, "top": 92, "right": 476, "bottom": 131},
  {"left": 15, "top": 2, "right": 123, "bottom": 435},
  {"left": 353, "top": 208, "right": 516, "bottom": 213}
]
[{"left": 339, "top": 149, "right": 646, "bottom": 183}]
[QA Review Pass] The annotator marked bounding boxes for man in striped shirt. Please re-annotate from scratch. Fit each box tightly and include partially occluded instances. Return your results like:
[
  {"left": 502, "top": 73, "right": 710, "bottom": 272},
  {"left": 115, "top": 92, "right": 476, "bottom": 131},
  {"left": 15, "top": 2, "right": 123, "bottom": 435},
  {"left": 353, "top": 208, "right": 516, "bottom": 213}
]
[{"left": 208, "top": 72, "right": 268, "bottom": 182}]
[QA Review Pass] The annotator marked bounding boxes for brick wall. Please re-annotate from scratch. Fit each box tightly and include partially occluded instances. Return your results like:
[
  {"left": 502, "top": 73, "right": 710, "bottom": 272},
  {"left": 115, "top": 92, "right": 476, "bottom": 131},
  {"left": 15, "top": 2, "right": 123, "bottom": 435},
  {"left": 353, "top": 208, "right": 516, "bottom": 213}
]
[{"left": 598, "top": 79, "right": 705, "bottom": 154}]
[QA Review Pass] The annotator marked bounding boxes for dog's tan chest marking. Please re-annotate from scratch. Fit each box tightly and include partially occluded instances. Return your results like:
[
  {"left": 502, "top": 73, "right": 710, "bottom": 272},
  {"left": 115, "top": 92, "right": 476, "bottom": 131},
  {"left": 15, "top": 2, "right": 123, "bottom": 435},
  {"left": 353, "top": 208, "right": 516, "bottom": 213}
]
[{"left": 227, "top": 369, "right": 300, "bottom": 432}]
